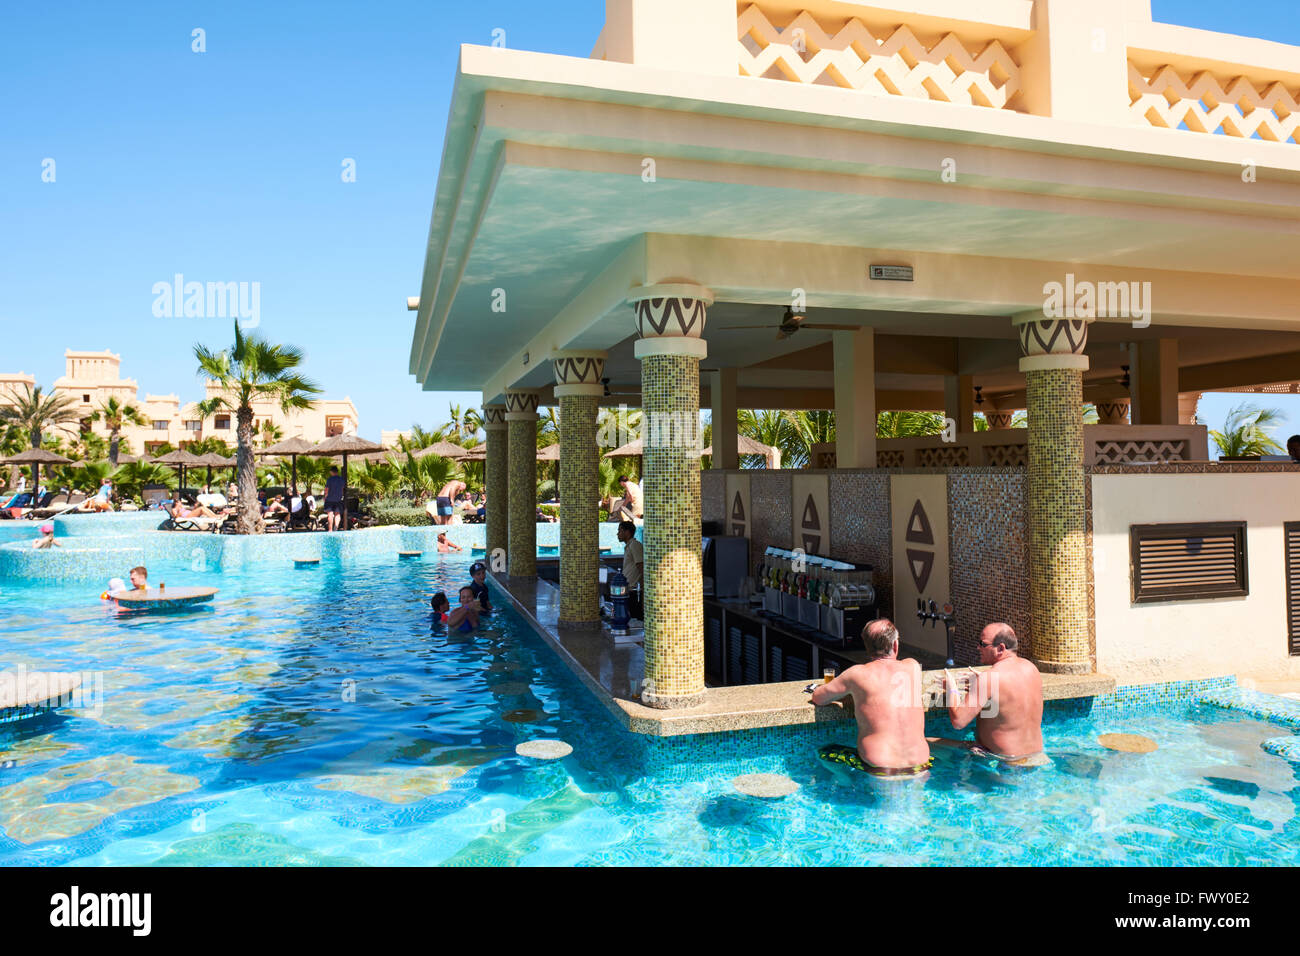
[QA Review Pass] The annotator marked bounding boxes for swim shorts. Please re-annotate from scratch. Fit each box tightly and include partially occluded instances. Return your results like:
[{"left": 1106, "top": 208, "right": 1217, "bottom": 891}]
[{"left": 818, "top": 744, "right": 933, "bottom": 777}]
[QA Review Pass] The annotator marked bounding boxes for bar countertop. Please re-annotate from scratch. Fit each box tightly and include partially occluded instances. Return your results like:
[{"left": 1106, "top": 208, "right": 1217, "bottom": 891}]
[{"left": 492, "top": 572, "right": 1117, "bottom": 737}]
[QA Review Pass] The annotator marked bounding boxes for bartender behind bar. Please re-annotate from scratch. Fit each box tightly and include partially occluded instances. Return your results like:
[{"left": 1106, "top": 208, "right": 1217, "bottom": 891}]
[{"left": 611, "top": 520, "right": 644, "bottom": 620}]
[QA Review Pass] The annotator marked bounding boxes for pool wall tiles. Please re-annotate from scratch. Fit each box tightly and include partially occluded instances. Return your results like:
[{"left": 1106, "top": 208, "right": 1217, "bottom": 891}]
[
  {"left": 947, "top": 469, "right": 1031, "bottom": 667},
  {"left": 1, "top": 523, "right": 626, "bottom": 583},
  {"left": 628, "top": 675, "right": 1252, "bottom": 775}
]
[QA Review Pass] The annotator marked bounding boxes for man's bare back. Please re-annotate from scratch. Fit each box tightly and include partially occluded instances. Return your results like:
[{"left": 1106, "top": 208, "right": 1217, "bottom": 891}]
[
  {"left": 814, "top": 657, "right": 930, "bottom": 770},
  {"left": 976, "top": 655, "right": 1043, "bottom": 758}
]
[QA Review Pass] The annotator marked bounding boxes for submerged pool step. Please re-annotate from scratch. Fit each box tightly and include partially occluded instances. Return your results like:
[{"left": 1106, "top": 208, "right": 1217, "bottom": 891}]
[{"left": 1193, "top": 689, "right": 1300, "bottom": 730}]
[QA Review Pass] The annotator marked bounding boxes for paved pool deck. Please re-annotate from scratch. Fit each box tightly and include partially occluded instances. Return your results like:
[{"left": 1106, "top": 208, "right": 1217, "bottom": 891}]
[{"left": 490, "top": 572, "right": 1117, "bottom": 737}]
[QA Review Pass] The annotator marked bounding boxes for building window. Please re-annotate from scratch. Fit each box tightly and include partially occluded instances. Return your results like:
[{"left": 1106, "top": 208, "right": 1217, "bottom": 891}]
[
  {"left": 153, "top": 420, "right": 169, "bottom": 431},
  {"left": 214, "top": 415, "right": 230, "bottom": 430},
  {"left": 1130, "top": 522, "right": 1248, "bottom": 604},
  {"left": 184, "top": 420, "right": 202, "bottom": 432},
  {"left": 82, "top": 394, "right": 90, "bottom": 403},
  {"left": 326, "top": 416, "right": 345, "bottom": 437}
]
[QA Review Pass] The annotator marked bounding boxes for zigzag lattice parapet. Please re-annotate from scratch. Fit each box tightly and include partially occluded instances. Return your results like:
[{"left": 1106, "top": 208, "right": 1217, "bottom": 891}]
[
  {"left": 737, "top": 5, "right": 1022, "bottom": 111},
  {"left": 1129, "top": 62, "right": 1300, "bottom": 144}
]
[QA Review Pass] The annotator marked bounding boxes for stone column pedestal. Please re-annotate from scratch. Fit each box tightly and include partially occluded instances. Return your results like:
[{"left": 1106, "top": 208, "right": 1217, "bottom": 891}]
[
  {"left": 484, "top": 405, "right": 508, "bottom": 569},
  {"left": 553, "top": 352, "right": 606, "bottom": 628},
  {"left": 1015, "top": 313, "right": 1093, "bottom": 675},
  {"left": 505, "top": 391, "right": 539, "bottom": 579},
  {"left": 630, "top": 283, "right": 711, "bottom": 709}
]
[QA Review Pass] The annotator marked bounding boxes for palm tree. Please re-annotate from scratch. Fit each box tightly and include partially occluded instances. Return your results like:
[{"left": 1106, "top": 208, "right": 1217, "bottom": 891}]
[
  {"left": 738, "top": 409, "right": 799, "bottom": 466},
  {"left": 258, "top": 419, "right": 284, "bottom": 449},
  {"left": 876, "top": 411, "right": 946, "bottom": 438},
  {"left": 111, "top": 460, "right": 175, "bottom": 501},
  {"left": 90, "top": 396, "right": 149, "bottom": 466},
  {"left": 353, "top": 461, "right": 402, "bottom": 501},
  {"left": 183, "top": 436, "right": 234, "bottom": 457},
  {"left": 1210, "top": 403, "right": 1285, "bottom": 459},
  {"left": 194, "top": 323, "right": 321, "bottom": 534},
  {"left": 786, "top": 410, "right": 835, "bottom": 469},
  {"left": 0, "top": 384, "right": 80, "bottom": 491}
]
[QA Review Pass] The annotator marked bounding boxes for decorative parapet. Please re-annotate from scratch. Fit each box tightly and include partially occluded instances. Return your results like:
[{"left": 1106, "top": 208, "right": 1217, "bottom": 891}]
[
  {"left": 738, "top": 4, "right": 1022, "bottom": 111},
  {"left": 813, "top": 426, "right": 1209, "bottom": 469},
  {"left": 1129, "top": 62, "right": 1300, "bottom": 144}
]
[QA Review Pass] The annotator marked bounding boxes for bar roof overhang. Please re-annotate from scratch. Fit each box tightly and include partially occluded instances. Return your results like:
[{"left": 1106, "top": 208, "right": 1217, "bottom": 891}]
[{"left": 410, "top": 44, "right": 1300, "bottom": 406}]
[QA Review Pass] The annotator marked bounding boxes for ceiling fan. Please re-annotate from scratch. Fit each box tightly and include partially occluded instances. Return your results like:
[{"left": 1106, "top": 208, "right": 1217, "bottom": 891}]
[
  {"left": 718, "top": 307, "right": 860, "bottom": 341},
  {"left": 601, "top": 378, "right": 640, "bottom": 398}
]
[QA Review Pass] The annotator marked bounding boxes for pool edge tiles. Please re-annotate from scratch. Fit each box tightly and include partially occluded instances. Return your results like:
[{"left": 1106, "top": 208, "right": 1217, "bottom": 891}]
[{"left": 1, "top": 522, "right": 628, "bottom": 583}]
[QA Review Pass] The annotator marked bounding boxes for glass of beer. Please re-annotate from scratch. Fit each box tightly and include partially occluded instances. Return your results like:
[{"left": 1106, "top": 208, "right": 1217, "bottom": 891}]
[{"left": 822, "top": 665, "right": 836, "bottom": 684}]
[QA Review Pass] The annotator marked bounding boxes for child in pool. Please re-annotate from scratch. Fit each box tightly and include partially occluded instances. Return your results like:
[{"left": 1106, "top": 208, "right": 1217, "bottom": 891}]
[{"left": 431, "top": 588, "right": 480, "bottom": 633}]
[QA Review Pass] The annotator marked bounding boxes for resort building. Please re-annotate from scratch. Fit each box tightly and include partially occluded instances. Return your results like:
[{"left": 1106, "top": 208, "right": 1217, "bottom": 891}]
[
  {"left": 410, "top": 0, "right": 1300, "bottom": 730},
  {"left": 1, "top": 349, "right": 359, "bottom": 453}
]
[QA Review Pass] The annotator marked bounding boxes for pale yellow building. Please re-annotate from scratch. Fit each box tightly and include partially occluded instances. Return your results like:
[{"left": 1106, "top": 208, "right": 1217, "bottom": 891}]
[{"left": 1, "top": 349, "right": 359, "bottom": 454}]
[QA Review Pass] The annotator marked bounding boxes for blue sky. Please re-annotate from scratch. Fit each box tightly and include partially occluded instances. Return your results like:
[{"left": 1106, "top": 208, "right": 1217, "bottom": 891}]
[{"left": 1, "top": 0, "right": 1297, "bottom": 446}]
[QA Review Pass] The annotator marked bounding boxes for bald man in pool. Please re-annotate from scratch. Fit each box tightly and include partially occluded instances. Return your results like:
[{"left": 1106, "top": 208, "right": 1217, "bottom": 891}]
[
  {"left": 933, "top": 623, "right": 1046, "bottom": 767},
  {"left": 809, "top": 618, "right": 932, "bottom": 779}
]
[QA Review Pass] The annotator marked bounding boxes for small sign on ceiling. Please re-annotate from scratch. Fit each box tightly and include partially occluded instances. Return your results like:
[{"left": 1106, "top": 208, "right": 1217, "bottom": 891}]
[{"left": 869, "top": 265, "right": 914, "bottom": 282}]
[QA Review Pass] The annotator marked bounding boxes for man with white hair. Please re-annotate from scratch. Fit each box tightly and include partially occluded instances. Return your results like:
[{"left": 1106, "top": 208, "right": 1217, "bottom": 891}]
[{"left": 810, "top": 618, "right": 932, "bottom": 778}]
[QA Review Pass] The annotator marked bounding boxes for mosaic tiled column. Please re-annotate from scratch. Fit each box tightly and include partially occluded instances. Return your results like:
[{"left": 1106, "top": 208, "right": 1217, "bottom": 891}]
[
  {"left": 1015, "top": 312, "right": 1093, "bottom": 675},
  {"left": 484, "top": 404, "right": 508, "bottom": 568},
  {"left": 553, "top": 351, "right": 606, "bottom": 628},
  {"left": 505, "top": 390, "right": 539, "bottom": 579},
  {"left": 630, "top": 283, "right": 712, "bottom": 709}
]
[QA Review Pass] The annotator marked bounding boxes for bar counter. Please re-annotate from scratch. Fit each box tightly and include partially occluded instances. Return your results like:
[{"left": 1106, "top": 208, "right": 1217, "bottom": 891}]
[{"left": 490, "top": 571, "right": 1117, "bottom": 738}]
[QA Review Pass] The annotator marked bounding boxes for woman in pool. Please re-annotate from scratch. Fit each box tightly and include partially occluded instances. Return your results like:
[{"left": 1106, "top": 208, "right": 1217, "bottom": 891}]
[
  {"left": 31, "top": 523, "right": 61, "bottom": 549},
  {"left": 430, "top": 587, "right": 480, "bottom": 633}
]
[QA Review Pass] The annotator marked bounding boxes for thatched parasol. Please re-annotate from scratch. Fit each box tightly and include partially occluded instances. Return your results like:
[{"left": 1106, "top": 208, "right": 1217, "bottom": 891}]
[
  {"left": 258, "top": 436, "right": 316, "bottom": 497},
  {"left": 3, "top": 448, "right": 72, "bottom": 501},
  {"left": 151, "top": 449, "right": 202, "bottom": 494},
  {"left": 414, "top": 440, "right": 472, "bottom": 460},
  {"left": 191, "top": 452, "right": 237, "bottom": 488},
  {"left": 701, "top": 435, "right": 782, "bottom": 468},
  {"left": 305, "top": 434, "right": 385, "bottom": 529},
  {"left": 602, "top": 438, "right": 644, "bottom": 458},
  {"left": 536, "top": 444, "right": 561, "bottom": 461}
]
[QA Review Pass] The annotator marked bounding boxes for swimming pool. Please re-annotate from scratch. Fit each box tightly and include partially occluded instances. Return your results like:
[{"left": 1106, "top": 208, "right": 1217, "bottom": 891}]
[{"left": 1, "top": 550, "right": 1297, "bottom": 866}]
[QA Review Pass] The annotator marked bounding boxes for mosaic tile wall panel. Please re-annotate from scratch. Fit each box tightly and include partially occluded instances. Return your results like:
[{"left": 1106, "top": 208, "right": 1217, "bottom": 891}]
[
  {"left": 701, "top": 470, "right": 725, "bottom": 526},
  {"left": 948, "top": 470, "right": 1030, "bottom": 666},
  {"left": 828, "top": 471, "right": 893, "bottom": 617},
  {"left": 749, "top": 471, "right": 793, "bottom": 556}
]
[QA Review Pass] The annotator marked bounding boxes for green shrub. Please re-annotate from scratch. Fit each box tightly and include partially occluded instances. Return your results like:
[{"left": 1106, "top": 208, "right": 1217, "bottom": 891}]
[
  {"left": 538, "top": 504, "right": 559, "bottom": 521},
  {"left": 366, "top": 497, "right": 430, "bottom": 527}
]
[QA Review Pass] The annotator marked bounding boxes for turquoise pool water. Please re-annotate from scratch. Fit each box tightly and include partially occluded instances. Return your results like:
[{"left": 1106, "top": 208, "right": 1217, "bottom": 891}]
[{"left": 1, "top": 550, "right": 1298, "bottom": 866}]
